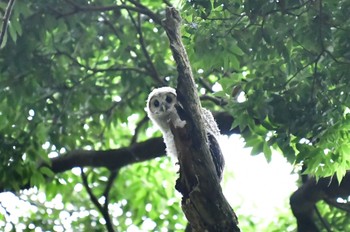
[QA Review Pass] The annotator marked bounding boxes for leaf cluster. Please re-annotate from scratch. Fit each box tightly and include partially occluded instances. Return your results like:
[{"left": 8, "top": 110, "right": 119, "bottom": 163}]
[{"left": 182, "top": 0, "right": 350, "bottom": 181}]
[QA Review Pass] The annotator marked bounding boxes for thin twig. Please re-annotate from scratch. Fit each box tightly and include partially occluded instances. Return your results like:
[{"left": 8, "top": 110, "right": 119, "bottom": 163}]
[
  {"left": 0, "top": 200, "right": 12, "bottom": 217},
  {"left": 102, "top": 170, "right": 119, "bottom": 212},
  {"left": 198, "top": 77, "right": 214, "bottom": 93},
  {"left": 283, "top": 58, "right": 314, "bottom": 87},
  {"left": 0, "top": 0, "right": 16, "bottom": 48},
  {"left": 200, "top": 95, "right": 227, "bottom": 106},
  {"left": 81, "top": 168, "right": 115, "bottom": 232},
  {"left": 100, "top": 14, "right": 121, "bottom": 40},
  {"left": 55, "top": 49, "right": 147, "bottom": 75},
  {"left": 314, "top": 205, "right": 332, "bottom": 232},
  {"left": 130, "top": 115, "right": 149, "bottom": 145},
  {"left": 81, "top": 169, "right": 104, "bottom": 212},
  {"left": 62, "top": 0, "right": 162, "bottom": 25},
  {"left": 126, "top": 7, "right": 165, "bottom": 85}
]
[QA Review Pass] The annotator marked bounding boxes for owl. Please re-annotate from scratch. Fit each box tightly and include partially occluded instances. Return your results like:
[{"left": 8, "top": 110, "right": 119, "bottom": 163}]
[{"left": 146, "top": 87, "right": 225, "bottom": 181}]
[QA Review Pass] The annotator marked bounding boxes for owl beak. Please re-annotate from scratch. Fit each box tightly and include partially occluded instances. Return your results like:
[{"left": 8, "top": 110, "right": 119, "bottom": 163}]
[{"left": 161, "top": 104, "right": 167, "bottom": 112}]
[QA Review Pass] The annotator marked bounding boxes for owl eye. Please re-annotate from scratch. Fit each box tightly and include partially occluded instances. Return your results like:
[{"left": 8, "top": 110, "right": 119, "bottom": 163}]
[
  {"left": 166, "top": 95, "right": 173, "bottom": 103},
  {"left": 153, "top": 99, "right": 160, "bottom": 107}
]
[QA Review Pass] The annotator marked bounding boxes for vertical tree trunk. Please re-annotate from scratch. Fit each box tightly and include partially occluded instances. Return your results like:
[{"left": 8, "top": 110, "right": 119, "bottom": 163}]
[{"left": 162, "top": 7, "right": 240, "bottom": 232}]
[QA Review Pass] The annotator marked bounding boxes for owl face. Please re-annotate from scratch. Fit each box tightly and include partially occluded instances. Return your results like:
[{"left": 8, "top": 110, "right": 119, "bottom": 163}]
[{"left": 147, "top": 90, "right": 177, "bottom": 117}]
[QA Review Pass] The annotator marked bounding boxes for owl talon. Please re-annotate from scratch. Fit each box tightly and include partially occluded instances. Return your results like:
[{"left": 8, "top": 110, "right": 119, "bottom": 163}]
[{"left": 175, "top": 120, "right": 186, "bottom": 128}]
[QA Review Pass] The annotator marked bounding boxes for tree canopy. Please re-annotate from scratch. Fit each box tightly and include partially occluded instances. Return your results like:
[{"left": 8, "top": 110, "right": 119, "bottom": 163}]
[{"left": 0, "top": 0, "right": 350, "bottom": 231}]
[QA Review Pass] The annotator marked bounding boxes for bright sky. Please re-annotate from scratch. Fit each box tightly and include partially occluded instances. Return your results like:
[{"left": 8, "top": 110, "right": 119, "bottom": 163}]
[{"left": 221, "top": 135, "right": 299, "bottom": 230}]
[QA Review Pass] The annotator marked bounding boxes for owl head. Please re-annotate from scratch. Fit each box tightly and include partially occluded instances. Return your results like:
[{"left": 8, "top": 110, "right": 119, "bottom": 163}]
[{"left": 146, "top": 87, "right": 178, "bottom": 119}]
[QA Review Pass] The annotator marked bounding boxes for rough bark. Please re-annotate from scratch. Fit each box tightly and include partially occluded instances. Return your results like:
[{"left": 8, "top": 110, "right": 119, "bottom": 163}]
[{"left": 163, "top": 7, "right": 240, "bottom": 232}]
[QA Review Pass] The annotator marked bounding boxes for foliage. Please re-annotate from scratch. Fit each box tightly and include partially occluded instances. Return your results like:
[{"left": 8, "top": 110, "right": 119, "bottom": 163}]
[
  {"left": 0, "top": 0, "right": 349, "bottom": 231},
  {"left": 182, "top": 0, "right": 350, "bottom": 181},
  {"left": 315, "top": 200, "right": 350, "bottom": 232}
]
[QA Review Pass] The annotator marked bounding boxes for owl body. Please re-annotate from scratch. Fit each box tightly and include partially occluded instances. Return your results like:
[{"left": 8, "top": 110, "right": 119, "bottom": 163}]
[
  {"left": 146, "top": 87, "right": 185, "bottom": 159},
  {"left": 146, "top": 87, "right": 225, "bottom": 180}
]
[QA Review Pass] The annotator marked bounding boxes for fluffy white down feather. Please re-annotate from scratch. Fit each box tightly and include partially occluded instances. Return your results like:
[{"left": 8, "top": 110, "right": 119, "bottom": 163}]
[{"left": 146, "top": 87, "right": 220, "bottom": 159}]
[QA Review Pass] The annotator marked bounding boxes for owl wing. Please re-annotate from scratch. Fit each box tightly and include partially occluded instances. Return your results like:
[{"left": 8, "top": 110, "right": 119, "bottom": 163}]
[
  {"left": 201, "top": 108, "right": 220, "bottom": 137},
  {"left": 175, "top": 104, "right": 225, "bottom": 181},
  {"left": 176, "top": 105, "right": 225, "bottom": 180},
  {"left": 202, "top": 108, "right": 225, "bottom": 180},
  {"left": 208, "top": 132, "right": 225, "bottom": 181},
  {"left": 174, "top": 103, "right": 188, "bottom": 123}
]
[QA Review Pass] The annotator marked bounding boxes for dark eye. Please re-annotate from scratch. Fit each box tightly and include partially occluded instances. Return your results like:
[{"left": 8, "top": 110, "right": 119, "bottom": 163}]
[
  {"left": 166, "top": 95, "right": 173, "bottom": 103},
  {"left": 153, "top": 99, "right": 160, "bottom": 107}
]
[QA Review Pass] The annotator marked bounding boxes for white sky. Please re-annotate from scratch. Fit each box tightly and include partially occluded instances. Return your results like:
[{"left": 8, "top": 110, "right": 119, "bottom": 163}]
[{"left": 221, "top": 135, "right": 299, "bottom": 229}]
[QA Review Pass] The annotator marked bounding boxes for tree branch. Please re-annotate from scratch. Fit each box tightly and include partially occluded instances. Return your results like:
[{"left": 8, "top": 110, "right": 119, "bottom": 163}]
[
  {"left": 49, "top": 112, "right": 238, "bottom": 174},
  {"left": 126, "top": 7, "right": 165, "bottom": 85},
  {"left": 103, "top": 170, "right": 119, "bottom": 210},
  {"left": 51, "top": 137, "right": 166, "bottom": 174},
  {"left": 324, "top": 198, "right": 350, "bottom": 213},
  {"left": 81, "top": 169, "right": 115, "bottom": 232},
  {"left": 200, "top": 95, "right": 227, "bottom": 106},
  {"left": 290, "top": 173, "right": 350, "bottom": 232},
  {"left": 0, "top": 0, "right": 16, "bottom": 48},
  {"left": 62, "top": 0, "right": 162, "bottom": 25},
  {"left": 163, "top": 7, "right": 240, "bottom": 231},
  {"left": 0, "top": 112, "right": 238, "bottom": 193},
  {"left": 55, "top": 49, "right": 148, "bottom": 75},
  {"left": 130, "top": 115, "right": 149, "bottom": 145}
]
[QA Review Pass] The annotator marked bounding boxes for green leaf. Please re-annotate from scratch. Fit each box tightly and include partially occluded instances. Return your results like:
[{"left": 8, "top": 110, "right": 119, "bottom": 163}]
[
  {"left": 11, "top": 19, "right": 22, "bottom": 36},
  {"left": 336, "top": 166, "right": 347, "bottom": 184},
  {"left": 30, "top": 172, "right": 45, "bottom": 187},
  {"left": 8, "top": 23, "right": 17, "bottom": 43},
  {"left": 40, "top": 166, "right": 55, "bottom": 178},
  {"left": 263, "top": 143, "right": 272, "bottom": 162},
  {"left": 251, "top": 142, "right": 263, "bottom": 156},
  {"left": 231, "top": 43, "right": 245, "bottom": 56},
  {"left": 229, "top": 54, "right": 240, "bottom": 70}
]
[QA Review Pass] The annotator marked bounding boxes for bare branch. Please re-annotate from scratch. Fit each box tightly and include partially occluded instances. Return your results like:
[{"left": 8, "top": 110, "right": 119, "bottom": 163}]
[
  {"left": 126, "top": 8, "right": 165, "bottom": 85},
  {"left": 200, "top": 95, "right": 227, "bottom": 106},
  {"left": 324, "top": 198, "right": 350, "bottom": 213},
  {"left": 0, "top": 0, "right": 16, "bottom": 48},
  {"left": 81, "top": 169, "right": 115, "bottom": 232},
  {"left": 130, "top": 115, "right": 149, "bottom": 145},
  {"left": 62, "top": 0, "right": 162, "bottom": 25},
  {"left": 51, "top": 137, "right": 166, "bottom": 173},
  {"left": 48, "top": 112, "right": 237, "bottom": 174},
  {"left": 0, "top": 112, "right": 239, "bottom": 193},
  {"left": 290, "top": 173, "right": 350, "bottom": 232},
  {"left": 103, "top": 170, "right": 119, "bottom": 205},
  {"left": 314, "top": 205, "right": 332, "bottom": 232},
  {"left": 55, "top": 49, "right": 148, "bottom": 75}
]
